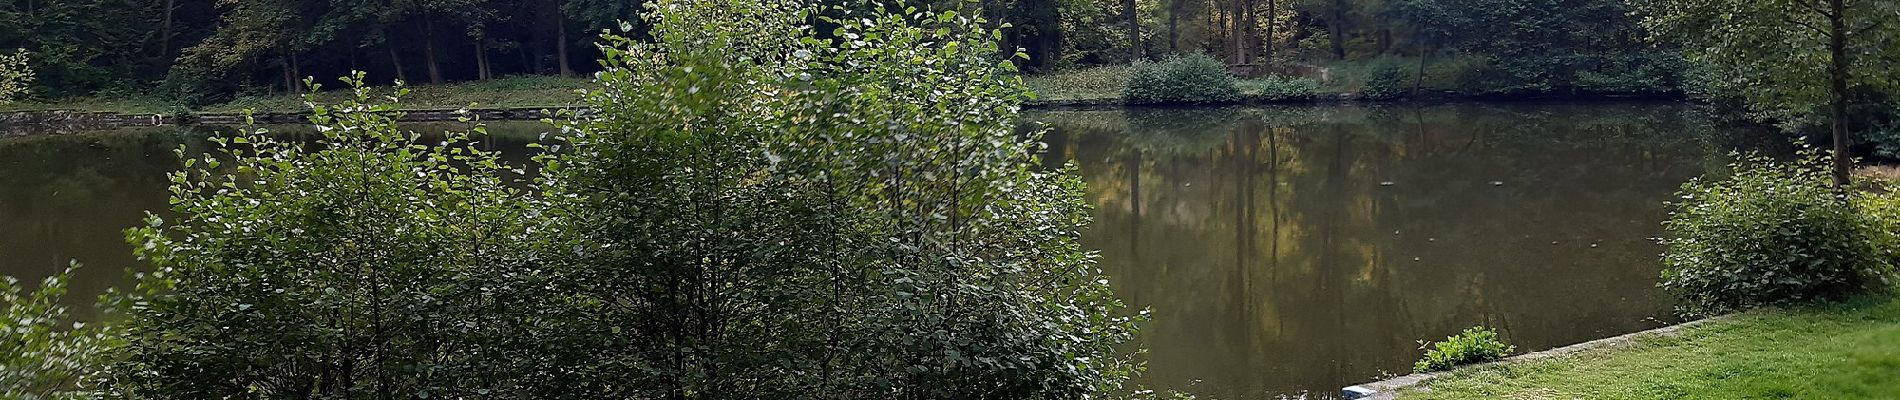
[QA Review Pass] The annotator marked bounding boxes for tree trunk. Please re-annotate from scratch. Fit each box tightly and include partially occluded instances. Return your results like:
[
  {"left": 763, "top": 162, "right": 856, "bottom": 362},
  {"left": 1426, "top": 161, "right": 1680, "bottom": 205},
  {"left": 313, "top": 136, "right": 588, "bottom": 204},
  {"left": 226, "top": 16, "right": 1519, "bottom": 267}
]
[
  {"left": 1244, "top": 0, "right": 1257, "bottom": 65},
  {"left": 281, "top": 57, "right": 294, "bottom": 95},
  {"left": 1168, "top": 0, "right": 1181, "bottom": 52},
  {"left": 1413, "top": 53, "right": 1427, "bottom": 97},
  {"left": 474, "top": 36, "right": 491, "bottom": 80},
  {"left": 158, "top": 0, "right": 175, "bottom": 57},
  {"left": 1126, "top": 0, "right": 1141, "bottom": 62},
  {"left": 1228, "top": 0, "right": 1243, "bottom": 63},
  {"left": 1827, "top": 0, "right": 1851, "bottom": 186},
  {"left": 1327, "top": 4, "right": 1347, "bottom": 60},
  {"left": 556, "top": 14, "right": 575, "bottom": 76},
  {"left": 290, "top": 52, "right": 301, "bottom": 91},
  {"left": 388, "top": 44, "right": 408, "bottom": 83},
  {"left": 1264, "top": 0, "right": 1276, "bottom": 65},
  {"left": 424, "top": 17, "right": 444, "bottom": 84}
]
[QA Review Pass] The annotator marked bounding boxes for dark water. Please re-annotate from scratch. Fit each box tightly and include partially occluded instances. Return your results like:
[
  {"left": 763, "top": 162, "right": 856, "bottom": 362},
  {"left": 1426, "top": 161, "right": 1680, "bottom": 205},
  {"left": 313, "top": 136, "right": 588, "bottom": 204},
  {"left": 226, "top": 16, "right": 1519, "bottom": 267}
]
[{"left": 0, "top": 103, "right": 1776, "bottom": 399}]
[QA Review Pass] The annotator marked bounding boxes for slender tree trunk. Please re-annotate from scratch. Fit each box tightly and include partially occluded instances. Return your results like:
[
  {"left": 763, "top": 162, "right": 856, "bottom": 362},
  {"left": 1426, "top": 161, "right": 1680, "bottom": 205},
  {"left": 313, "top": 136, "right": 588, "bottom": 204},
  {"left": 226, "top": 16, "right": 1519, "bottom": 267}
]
[
  {"left": 1414, "top": 53, "right": 1426, "bottom": 97},
  {"left": 1168, "top": 0, "right": 1181, "bottom": 52},
  {"left": 1827, "top": 0, "right": 1852, "bottom": 186},
  {"left": 1126, "top": 0, "right": 1141, "bottom": 62},
  {"left": 556, "top": 15, "right": 574, "bottom": 76},
  {"left": 388, "top": 44, "right": 408, "bottom": 83},
  {"left": 1264, "top": 0, "right": 1276, "bottom": 65},
  {"left": 1327, "top": 4, "right": 1347, "bottom": 60},
  {"left": 280, "top": 52, "right": 296, "bottom": 94},
  {"left": 1229, "top": 0, "right": 1243, "bottom": 63},
  {"left": 290, "top": 52, "right": 301, "bottom": 92},
  {"left": 474, "top": 36, "right": 491, "bottom": 80},
  {"left": 424, "top": 17, "right": 444, "bottom": 84},
  {"left": 158, "top": 0, "right": 175, "bottom": 57},
  {"left": 345, "top": 32, "right": 359, "bottom": 71},
  {"left": 1244, "top": 0, "right": 1257, "bottom": 65}
]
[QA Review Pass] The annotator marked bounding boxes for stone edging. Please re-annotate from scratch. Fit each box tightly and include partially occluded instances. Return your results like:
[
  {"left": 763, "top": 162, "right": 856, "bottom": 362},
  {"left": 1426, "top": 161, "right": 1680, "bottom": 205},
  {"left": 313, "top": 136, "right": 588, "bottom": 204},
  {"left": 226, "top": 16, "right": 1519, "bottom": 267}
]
[{"left": 1340, "top": 314, "right": 1740, "bottom": 400}]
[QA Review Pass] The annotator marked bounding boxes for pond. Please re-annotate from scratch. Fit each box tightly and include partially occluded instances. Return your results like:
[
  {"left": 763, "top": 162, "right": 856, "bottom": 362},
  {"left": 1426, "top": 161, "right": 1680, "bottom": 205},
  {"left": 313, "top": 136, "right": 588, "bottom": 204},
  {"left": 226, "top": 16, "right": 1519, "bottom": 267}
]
[{"left": 0, "top": 102, "right": 1780, "bottom": 399}]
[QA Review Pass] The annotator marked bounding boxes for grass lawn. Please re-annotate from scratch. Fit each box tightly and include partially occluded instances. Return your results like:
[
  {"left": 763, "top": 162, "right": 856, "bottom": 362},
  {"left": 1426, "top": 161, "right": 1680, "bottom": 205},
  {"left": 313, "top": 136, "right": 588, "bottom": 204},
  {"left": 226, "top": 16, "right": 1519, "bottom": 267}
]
[
  {"left": 0, "top": 95, "right": 180, "bottom": 114},
  {"left": 1402, "top": 295, "right": 1900, "bottom": 399},
  {"left": 203, "top": 75, "right": 593, "bottom": 114}
]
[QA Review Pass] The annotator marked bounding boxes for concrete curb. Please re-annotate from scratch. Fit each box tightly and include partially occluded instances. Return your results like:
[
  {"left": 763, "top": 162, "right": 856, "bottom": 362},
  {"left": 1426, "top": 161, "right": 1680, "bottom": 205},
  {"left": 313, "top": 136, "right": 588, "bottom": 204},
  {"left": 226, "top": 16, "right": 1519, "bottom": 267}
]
[{"left": 1341, "top": 314, "right": 1740, "bottom": 399}]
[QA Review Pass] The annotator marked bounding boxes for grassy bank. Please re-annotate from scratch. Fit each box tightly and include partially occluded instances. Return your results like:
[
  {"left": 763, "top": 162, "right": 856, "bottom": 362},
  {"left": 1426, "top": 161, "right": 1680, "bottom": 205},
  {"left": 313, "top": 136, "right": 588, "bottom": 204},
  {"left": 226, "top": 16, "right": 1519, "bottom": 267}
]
[
  {"left": 0, "top": 75, "right": 593, "bottom": 115},
  {"left": 1023, "top": 64, "right": 1335, "bottom": 103},
  {"left": 1403, "top": 295, "right": 1900, "bottom": 399}
]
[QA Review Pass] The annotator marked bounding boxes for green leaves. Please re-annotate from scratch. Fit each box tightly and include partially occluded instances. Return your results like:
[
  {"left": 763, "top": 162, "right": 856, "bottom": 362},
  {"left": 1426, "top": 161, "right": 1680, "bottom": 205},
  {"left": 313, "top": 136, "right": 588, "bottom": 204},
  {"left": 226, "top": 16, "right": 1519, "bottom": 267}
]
[
  {"left": 1660, "top": 151, "right": 1895, "bottom": 315},
  {"left": 1633, "top": 0, "right": 1900, "bottom": 128},
  {"left": 536, "top": 0, "right": 1137, "bottom": 397},
  {"left": 1123, "top": 53, "right": 1242, "bottom": 105},
  {"left": 116, "top": 72, "right": 549, "bottom": 397},
  {"left": 1413, "top": 326, "right": 1515, "bottom": 373},
  {"left": 0, "top": 263, "right": 121, "bottom": 400},
  {"left": 0, "top": 49, "right": 29, "bottom": 105}
]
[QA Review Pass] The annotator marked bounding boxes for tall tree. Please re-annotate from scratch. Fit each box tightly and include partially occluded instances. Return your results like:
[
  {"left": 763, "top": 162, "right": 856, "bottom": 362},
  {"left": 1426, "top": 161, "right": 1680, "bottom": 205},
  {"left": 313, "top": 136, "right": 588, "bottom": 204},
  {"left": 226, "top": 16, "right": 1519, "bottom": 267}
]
[
  {"left": 1126, "top": 0, "right": 1140, "bottom": 60},
  {"left": 1635, "top": 0, "right": 1900, "bottom": 185}
]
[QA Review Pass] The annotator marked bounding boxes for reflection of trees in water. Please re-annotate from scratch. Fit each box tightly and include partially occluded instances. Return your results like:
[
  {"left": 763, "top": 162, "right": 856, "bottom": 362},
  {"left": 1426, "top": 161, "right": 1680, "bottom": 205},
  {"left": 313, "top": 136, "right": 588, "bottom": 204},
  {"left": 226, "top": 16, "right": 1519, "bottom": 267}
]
[
  {"left": 0, "top": 130, "right": 203, "bottom": 304},
  {"left": 0, "top": 122, "right": 554, "bottom": 305},
  {"left": 1039, "top": 103, "right": 1752, "bottom": 400}
]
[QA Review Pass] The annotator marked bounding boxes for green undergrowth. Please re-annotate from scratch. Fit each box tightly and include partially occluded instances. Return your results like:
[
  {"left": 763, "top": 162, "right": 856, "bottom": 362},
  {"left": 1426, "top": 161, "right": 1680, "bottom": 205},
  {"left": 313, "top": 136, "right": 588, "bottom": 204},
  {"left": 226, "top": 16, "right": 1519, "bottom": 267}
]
[
  {"left": 1402, "top": 295, "right": 1900, "bottom": 399},
  {"left": 205, "top": 75, "right": 592, "bottom": 113}
]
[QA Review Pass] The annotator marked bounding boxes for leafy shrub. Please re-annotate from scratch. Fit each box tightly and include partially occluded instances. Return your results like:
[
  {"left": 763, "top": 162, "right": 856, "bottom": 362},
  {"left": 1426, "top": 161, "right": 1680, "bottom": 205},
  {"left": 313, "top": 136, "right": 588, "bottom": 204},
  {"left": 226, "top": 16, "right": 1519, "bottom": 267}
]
[
  {"left": 1360, "top": 61, "right": 1410, "bottom": 101},
  {"left": 2, "top": 264, "right": 119, "bottom": 399},
  {"left": 532, "top": 2, "right": 1139, "bottom": 397},
  {"left": 1123, "top": 53, "right": 1242, "bottom": 104},
  {"left": 111, "top": 2, "right": 1141, "bottom": 398},
  {"left": 1414, "top": 326, "right": 1515, "bottom": 373},
  {"left": 114, "top": 75, "right": 555, "bottom": 397},
  {"left": 1867, "top": 117, "right": 1900, "bottom": 160},
  {"left": 1661, "top": 152, "right": 1892, "bottom": 315},
  {"left": 1241, "top": 76, "right": 1321, "bottom": 102},
  {"left": 1572, "top": 51, "right": 1688, "bottom": 94},
  {"left": 0, "top": 49, "right": 31, "bottom": 105},
  {"left": 1855, "top": 186, "right": 1900, "bottom": 272}
]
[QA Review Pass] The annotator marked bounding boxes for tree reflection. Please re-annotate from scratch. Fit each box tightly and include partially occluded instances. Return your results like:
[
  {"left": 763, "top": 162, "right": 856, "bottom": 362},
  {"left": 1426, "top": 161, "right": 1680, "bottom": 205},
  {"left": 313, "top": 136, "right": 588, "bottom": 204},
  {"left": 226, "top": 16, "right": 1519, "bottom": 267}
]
[{"left": 1027, "top": 103, "right": 1759, "bottom": 399}]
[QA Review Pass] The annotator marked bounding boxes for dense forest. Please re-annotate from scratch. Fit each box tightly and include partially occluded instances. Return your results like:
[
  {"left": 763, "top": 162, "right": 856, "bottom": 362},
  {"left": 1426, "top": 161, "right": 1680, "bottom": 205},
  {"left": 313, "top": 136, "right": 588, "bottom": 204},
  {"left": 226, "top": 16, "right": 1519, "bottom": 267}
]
[{"left": 0, "top": 0, "right": 1680, "bottom": 103}]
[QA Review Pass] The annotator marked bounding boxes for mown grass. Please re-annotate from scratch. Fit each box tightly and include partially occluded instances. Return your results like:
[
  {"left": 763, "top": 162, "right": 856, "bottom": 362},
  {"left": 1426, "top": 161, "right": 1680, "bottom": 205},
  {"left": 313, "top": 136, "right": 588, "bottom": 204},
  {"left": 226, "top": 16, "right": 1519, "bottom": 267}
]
[
  {"left": 1402, "top": 295, "right": 1900, "bottom": 399},
  {"left": 203, "top": 75, "right": 593, "bottom": 114},
  {"left": 0, "top": 94, "right": 179, "bottom": 114}
]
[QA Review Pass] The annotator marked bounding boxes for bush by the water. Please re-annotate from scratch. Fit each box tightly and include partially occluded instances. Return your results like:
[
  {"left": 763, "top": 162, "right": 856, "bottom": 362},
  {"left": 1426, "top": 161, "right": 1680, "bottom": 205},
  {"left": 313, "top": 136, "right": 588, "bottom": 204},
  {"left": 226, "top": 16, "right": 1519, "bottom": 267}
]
[
  {"left": 1415, "top": 326, "right": 1515, "bottom": 373},
  {"left": 1241, "top": 76, "right": 1321, "bottom": 102},
  {"left": 1360, "top": 61, "right": 1410, "bottom": 101},
  {"left": 1661, "top": 153, "right": 1895, "bottom": 315},
  {"left": 1, "top": 264, "right": 118, "bottom": 399},
  {"left": 104, "top": 1, "right": 1140, "bottom": 398},
  {"left": 1123, "top": 53, "right": 1241, "bottom": 104}
]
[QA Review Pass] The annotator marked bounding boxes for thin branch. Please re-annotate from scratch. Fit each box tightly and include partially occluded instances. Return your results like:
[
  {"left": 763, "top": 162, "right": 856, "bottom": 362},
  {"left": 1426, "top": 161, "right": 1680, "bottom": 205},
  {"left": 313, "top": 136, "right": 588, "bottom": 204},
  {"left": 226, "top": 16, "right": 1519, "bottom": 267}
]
[{"left": 1785, "top": 15, "right": 1832, "bottom": 37}]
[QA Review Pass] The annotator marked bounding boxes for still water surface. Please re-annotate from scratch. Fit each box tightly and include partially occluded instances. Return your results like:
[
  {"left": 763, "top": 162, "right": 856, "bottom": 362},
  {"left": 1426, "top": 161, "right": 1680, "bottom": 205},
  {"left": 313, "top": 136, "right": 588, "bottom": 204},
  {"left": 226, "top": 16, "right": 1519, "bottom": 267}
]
[{"left": 0, "top": 102, "right": 1776, "bottom": 399}]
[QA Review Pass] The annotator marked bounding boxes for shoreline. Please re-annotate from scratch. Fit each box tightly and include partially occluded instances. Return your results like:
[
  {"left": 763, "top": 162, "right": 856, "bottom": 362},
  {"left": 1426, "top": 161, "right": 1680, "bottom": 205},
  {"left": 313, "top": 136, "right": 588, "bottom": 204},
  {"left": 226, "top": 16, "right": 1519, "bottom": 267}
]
[
  {"left": 1339, "top": 314, "right": 1738, "bottom": 399},
  {"left": 0, "top": 91, "right": 1689, "bottom": 132}
]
